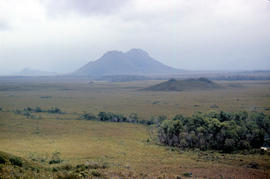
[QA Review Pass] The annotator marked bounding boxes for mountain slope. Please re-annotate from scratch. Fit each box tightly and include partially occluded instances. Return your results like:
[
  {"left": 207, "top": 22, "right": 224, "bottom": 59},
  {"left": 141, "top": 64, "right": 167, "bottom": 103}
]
[
  {"left": 73, "top": 49, "right": 182, "bottom": 76},
  {"left": 144, "top": 78, "right": 223, "bottom": 91}
]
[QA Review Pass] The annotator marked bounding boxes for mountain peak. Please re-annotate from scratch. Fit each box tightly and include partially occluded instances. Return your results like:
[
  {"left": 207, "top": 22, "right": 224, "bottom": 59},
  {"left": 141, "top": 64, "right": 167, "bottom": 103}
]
[
  {"left": 126, "top": 48, "right": 149, "bottom": 57},
  {"left": 73, "top": 48, "right": 182, "bottom": 76},
  {"left": 102, "top": 50, "right": 124, "bottom": 57}
]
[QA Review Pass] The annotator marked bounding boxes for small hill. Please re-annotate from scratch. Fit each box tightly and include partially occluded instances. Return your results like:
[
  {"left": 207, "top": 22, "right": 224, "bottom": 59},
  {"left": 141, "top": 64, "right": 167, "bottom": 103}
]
[
  {"left": 0, "top": 151, "right": 41, "bottom": 171},
  {"left": 144, "top": 78, "right": 222, "bottom": 91},
  {"left": 73, "top": 48, "right": 182, "bottom": 76}
]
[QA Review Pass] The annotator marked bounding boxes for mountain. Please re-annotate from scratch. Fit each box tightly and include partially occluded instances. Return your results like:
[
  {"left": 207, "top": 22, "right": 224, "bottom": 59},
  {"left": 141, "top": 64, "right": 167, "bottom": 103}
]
[
  {"left": 144, "top": 78, "right": 222, "bottom": 91},
  {"left": 73, "top": 49, "right": 182, "bottom": 76},
  {"left": 17, "top": 68, "right": 58, "bottom": 76}
]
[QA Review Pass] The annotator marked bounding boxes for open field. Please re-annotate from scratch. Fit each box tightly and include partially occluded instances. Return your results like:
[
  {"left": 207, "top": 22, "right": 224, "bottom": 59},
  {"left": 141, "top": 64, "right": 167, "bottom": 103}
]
[
  {"left": 0, "top": 78, "right": 270, "bottom": 178},
  {"left": 0, "top": 79, "right": 269, "bottom": 118}
]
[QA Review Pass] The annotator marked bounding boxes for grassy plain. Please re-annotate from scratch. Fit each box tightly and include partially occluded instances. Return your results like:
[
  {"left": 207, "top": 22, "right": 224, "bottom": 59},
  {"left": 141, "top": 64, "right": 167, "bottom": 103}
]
[
  {"left": 0, "top": 79, "right": 269, "bottom": 118},
  {"left": 0, "top": 78, "right": 270, "bottom": 178}
]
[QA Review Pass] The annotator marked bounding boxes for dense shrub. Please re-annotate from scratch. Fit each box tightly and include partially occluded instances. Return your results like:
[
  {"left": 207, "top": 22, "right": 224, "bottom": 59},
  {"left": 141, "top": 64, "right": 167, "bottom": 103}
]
[
  {"left": 34, "top": 106, "right": 42, "bottom": 112},
  {"left": 0, "top": 156, "right": 6, "bottom": 164},
  {"left": 80, "top": 112, "right": 158, "bottom": 125},
  {"left": 9, "top": 157, "right": 23, "bottom": 167},
  {"left": 47, "top": 107, "right": 63, "bottom": 114},
  {"left": 18, "top": 106, "right": 64, "bottom": 114},
  {"left": 129, "top": 113, "right": 139, "bottom": 123},
  {"left": 157, "top": 111, "right": 270, "bottom": 152},
  {"left": 91, "top": 170, "right": 101, "bottom": 177}
]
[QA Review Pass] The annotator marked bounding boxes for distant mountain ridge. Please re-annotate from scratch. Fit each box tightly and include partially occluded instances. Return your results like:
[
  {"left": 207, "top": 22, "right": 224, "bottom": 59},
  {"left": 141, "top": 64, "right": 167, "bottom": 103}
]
[
  {"left": 18, "top": 68, "right": 58, "bottom": 76},
  {"left": 73, "top": 49, "right": 182, "bottom": 76}
]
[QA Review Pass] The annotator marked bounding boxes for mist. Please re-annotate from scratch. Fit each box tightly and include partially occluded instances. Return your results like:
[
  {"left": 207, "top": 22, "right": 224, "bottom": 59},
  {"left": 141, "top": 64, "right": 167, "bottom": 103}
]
[{"left": 0, "top": 0, "right": 270, "bottom": 75}]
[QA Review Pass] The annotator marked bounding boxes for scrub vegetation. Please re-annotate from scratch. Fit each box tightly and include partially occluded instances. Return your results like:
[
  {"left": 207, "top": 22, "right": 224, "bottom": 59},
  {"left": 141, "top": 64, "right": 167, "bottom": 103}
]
[{"left": 0, "top": 79, "right": 270, "bottom": 178}]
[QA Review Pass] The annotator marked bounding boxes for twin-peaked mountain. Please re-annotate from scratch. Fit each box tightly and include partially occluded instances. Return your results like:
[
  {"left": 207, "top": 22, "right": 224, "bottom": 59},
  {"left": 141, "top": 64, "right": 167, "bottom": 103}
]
[{"left": 73, "top": 49, "right": 182, "bottom": 76}]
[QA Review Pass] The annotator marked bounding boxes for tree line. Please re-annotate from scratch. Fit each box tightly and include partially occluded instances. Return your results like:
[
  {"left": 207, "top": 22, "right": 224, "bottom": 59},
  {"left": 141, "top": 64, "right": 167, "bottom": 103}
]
[
  {"left": 157, "top": 111, "right": 270, "bottom": 152},
  {"left": 81, "top": 110, "right": 270, "bottom": 152},
  {"left": 80, "top": 112, "right": 156, "bottom": 125},
  {"left": 23, "top": 106, "right": 63, "bottom": 114}
]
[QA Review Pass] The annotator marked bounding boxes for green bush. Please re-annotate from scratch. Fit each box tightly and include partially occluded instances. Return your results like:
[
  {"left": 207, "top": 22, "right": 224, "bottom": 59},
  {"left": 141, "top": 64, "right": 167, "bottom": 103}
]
[
  {"left": 34, "top": 106, "right": 42, "bottom": 112},
  {"left": 80, "top": 111, "right": 157, "bottom": 126},
  {"left": 61, "top": 164, "right": 73, "bottom": 170},
  {"left": 9, "top": 157, "right": 23, "bottom": 167},
  {"left": 47, "top": 107, "right": 63, "bottom": 114},
  {"left": 0, "top": 156, "right": 6, "bottom": 164},
  {"left": 183, "top": 172, "right": 192, "bottom": 177},
  {"left": 49, "top": 159, "right": 62, "bottom": 164},
  {"left": 91, "top": 170, "right": 101, "bottom": 177}
]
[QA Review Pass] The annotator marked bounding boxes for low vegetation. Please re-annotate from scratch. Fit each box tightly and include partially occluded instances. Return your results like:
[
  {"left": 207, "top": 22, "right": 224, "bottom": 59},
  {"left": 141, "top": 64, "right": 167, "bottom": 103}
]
[
  {"left": 0, "top": 151, "right": 42, "bottom": 178},
  {"left": 23, "top": 106, "right": 64, "bottom": 114},
  {"left": 0, "top": 151, "right": 108, "bottom": 179},
  {"left": 11, "top": 105, "right": 270, "bottom": 153},
  {"left": 0, "top": 80, "right": 270, "bottom": 178}
]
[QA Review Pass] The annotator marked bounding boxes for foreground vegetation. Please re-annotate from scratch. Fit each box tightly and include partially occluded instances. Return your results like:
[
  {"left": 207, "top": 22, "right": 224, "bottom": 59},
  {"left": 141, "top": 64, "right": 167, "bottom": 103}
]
[
  {"left": 0, "top": 107, "right": 270, "bottom": 178},
  {"left": 8, "top": 105, "right": 270, "bottom": 153},
  {"left": 0, "top": 150, "right": 109, "bottom": 179},
  {"left": 82, "top": 110, "right": 270, "bottom": 153}
]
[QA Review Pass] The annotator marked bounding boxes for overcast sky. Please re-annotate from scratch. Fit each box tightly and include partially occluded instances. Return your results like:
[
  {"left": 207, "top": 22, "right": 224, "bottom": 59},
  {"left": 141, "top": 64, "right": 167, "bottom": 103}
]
[{"left": 0, "top": 0, "right": 270, "bottom": 75}]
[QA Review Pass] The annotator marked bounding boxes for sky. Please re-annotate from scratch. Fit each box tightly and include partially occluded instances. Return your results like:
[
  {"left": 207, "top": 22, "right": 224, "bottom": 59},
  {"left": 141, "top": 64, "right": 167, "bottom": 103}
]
[{"left": 0, "top": 0, "right": 270, "bottom": 75}]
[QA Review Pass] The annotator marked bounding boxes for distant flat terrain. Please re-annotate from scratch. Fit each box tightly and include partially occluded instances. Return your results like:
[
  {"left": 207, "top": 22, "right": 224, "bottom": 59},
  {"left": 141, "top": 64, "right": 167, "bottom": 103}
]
[{"left": 0, "top": 78, "right": 269, "bottom": 118}]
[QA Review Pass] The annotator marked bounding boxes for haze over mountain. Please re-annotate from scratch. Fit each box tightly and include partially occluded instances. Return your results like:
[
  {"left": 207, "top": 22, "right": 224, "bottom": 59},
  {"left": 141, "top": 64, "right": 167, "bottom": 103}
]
[
  {"left": 0, "top": 0, "right": 270, "bottom": 76},
  {"left": 73, "top": 49, "right": 182, "bottom": 76},
  {"left": 17, "top": 68, "right": 58, "bottom": 76}
]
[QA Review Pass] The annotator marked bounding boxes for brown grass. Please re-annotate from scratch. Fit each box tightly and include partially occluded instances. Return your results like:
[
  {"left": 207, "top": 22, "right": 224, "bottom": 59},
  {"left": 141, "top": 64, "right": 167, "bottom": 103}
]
[{"left": 0, "top": 79, "right": 270, "bottom": 178}]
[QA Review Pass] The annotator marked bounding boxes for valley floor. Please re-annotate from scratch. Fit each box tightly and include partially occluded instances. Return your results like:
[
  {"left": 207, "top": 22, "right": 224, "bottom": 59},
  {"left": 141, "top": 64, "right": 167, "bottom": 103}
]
[{"left": 0, "top": 79, "right": 270, "bottom": 178}]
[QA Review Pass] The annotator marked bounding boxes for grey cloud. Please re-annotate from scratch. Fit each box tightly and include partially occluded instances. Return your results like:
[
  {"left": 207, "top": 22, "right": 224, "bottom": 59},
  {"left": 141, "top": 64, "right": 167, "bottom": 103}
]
[
  {"left": 0, "top": 20, "right": 10, "bottom": 31},
  {"left": 0, "top": 0, "right": 270, "bottom": 75},
  {"left": 42, "top": 0, "right": 131, "bottom": 16}
]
